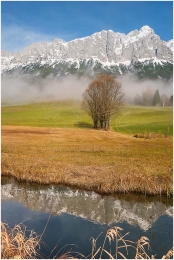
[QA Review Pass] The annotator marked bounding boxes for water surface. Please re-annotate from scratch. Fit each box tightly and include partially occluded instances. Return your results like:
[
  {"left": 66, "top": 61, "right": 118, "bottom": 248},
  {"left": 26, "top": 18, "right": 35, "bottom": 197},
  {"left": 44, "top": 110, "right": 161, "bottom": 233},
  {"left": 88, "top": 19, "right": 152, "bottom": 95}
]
[{"left": 1, "top": 177, "right": 173, "bottom": 259}]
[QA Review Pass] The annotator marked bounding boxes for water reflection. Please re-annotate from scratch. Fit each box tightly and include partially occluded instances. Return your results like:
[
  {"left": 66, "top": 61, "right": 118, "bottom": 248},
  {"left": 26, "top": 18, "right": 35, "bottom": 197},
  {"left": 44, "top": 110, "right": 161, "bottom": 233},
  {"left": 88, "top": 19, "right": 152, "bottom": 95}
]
[{"left": 1, "top": 177, "right": 173, "bottom": 231}]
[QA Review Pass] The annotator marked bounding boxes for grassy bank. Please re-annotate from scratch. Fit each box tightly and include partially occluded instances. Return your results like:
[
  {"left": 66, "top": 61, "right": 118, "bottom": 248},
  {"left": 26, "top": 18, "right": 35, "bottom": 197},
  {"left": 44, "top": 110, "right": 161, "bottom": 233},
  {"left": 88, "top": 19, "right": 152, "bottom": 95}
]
[{"left": 2, "top": 125, "right": 172, "bottom": 196}]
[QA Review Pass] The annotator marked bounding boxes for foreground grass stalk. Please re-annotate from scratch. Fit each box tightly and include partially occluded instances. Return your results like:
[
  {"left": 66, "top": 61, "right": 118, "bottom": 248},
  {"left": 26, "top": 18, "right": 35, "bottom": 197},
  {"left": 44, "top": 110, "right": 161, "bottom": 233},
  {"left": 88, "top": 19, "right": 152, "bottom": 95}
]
[
  {"left": 90, "top": 226, "right": 172, "bottom": 259},
  {"left": 1, "top": 222, "right": 40, "bottom": 259},
  {"left": 1, "top": 222, "right": 173, "bottom": 259}
]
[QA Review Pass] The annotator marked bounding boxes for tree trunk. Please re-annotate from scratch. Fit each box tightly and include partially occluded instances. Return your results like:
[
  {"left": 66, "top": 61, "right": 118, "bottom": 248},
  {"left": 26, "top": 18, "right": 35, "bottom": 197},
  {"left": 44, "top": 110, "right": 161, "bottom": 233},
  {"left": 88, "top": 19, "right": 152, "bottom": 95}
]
[
  {"left": 94, "top": 119, "right": 98, "bottom": 129},
  {"left": 108, "top": 119, "right": 111, "bottom": 130},
  {"left": 104, "top": 120, "right": 107, "bottom": 130}
]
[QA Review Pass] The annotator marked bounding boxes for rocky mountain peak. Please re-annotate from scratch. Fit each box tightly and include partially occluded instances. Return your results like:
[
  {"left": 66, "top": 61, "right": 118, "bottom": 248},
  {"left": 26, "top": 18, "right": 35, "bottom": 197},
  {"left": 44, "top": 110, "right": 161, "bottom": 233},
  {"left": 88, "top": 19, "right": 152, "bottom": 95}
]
[
  {"left": 53, "top": 38, "right": 66, "bottom": 44},
  {"left": 1, "top": 50, "right": 13, "bottom": 57},
  {"left": 166, "top": 39, "right": 173, "bottom": 51},
  {"left": 1, "top": 25, "right": 173, "bottom": 80},
  {"left": 140, "top": 25, "right": 154, "bottom": 33}
]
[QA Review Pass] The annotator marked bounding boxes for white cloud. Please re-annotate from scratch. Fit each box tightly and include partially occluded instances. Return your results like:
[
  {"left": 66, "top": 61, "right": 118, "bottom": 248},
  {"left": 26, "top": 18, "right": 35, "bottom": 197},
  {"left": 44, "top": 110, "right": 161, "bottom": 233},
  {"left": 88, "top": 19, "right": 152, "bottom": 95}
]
[
  {"left": 2, "top": 25, "right": 58, "bottom": 52},
  {"left": 2, "top": 24, "right": 80, "bottom": 53}
]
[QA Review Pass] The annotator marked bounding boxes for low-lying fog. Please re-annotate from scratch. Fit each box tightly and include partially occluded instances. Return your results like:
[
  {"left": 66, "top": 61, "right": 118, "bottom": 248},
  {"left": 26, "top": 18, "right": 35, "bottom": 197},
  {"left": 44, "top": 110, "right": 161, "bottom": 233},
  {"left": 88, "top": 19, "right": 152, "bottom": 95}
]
[{"left": 2, "top": 74, "right": 173, "bottom": 106}]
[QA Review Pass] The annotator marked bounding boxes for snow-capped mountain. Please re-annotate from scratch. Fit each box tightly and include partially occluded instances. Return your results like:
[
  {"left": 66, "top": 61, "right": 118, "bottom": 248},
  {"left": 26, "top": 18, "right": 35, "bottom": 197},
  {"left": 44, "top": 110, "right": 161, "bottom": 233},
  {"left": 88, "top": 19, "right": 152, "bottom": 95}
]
[
  {"left": 1, "top": 26, "right": 173, "bottom": 80},
  {"left": 166, "top": 39, "right": 173, "bottom": 51}
]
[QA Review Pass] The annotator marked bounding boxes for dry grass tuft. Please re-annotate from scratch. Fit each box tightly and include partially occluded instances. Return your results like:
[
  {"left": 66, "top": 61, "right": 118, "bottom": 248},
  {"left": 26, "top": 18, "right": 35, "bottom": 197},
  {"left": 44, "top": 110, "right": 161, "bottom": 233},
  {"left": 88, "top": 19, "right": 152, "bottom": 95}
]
[
  {"left": 134, "top": 133, "right": 166, "bottom": 139},
  {"left": 135, "top": 236, "right": 151, "bottom": 259},
  {"left": 1, "top": 221, "right": 83, "bottom": 259},
  {"left": 162, "top": 248, "right": 173, "bottom": 259},
  {"left": 90, "top": 226, "right": 173, "bottom": 259},
  {"left": 1, "top": 222, "right": 40, "bottom": 259}
]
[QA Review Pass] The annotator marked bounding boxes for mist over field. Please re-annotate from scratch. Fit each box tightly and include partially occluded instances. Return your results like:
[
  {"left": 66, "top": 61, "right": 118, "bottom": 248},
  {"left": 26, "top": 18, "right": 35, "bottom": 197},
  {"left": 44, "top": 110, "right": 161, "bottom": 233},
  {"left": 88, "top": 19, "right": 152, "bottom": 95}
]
[
  {"left": 1, "top": 75, "right": 91, "bottom": 105},
  {"left": 118, "top": 75, "right": 173, "bottom": 103},
  {"left": 2, "top": 73, "right": 173, "bottom": 106}
]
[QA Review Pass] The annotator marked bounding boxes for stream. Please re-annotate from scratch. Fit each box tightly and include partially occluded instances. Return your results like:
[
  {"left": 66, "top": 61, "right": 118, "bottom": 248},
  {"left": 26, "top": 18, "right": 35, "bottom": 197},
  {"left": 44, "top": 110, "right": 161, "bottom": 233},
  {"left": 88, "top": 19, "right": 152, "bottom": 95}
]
[{"left": 1, "top": 176, "right": 173, "bottom": 259}]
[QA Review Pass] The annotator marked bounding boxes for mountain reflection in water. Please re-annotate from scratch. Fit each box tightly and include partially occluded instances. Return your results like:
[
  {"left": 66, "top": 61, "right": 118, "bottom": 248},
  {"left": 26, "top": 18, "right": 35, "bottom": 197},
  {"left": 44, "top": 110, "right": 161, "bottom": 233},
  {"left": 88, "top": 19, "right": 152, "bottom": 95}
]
[{"left": 1, "top": 177, "right": 173, "bottom": 231}]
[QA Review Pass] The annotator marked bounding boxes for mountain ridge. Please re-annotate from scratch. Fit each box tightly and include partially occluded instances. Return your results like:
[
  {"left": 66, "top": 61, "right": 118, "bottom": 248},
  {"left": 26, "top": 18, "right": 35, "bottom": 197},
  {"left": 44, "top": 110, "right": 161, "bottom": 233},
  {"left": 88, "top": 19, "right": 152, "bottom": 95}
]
[{"left": 1, "top": 25, "right": 173, "bottom": 80}]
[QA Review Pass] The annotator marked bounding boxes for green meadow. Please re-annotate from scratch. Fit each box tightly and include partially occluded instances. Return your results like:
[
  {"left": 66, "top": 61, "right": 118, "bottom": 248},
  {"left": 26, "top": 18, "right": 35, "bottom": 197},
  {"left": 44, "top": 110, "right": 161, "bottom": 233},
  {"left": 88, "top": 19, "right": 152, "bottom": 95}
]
[
  {"left": 112, "top": 105, "right": 173, "bottom": 136},
  {"left": 2, "top": 100, "right": 173, "bottom": 136}
]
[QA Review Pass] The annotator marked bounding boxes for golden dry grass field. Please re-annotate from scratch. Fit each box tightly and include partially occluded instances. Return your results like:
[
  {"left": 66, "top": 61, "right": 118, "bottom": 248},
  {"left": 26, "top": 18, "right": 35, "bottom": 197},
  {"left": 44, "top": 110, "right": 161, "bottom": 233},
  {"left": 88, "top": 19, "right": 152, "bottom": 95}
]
[{"left": 2, "top": 125, "right": 172, "bottom": 196}]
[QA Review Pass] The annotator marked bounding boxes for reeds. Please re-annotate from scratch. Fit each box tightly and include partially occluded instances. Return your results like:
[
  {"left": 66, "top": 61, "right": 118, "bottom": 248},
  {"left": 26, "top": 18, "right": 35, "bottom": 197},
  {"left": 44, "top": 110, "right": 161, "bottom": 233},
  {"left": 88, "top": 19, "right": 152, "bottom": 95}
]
[
  {"left": 1, "top": 222, "right": 40, "bottom": 259},
  {"left": 1, "top": 222, "right": 173, "bottom": 259},
  {"left": 90, "top": 226, "right": 173, "bottom": 259},
  {"left": 1, "top": 221, "right": 83, "bottom": 259}
]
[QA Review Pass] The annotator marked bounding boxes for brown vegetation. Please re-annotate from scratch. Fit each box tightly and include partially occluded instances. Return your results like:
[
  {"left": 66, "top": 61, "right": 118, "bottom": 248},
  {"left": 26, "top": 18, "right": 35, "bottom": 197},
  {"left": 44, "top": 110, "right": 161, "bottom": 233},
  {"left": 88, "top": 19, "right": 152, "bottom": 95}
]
[
  {"left": 1, "top": 222, "right": 40, "bottom": 259},
  {"left": 90, "top": 226, "right": 173, "bottom": 259},
  {"left": 1, "top": 126, "right": 172, "bottom": 196},
  {"left": 1, "top": 222, "right": 173, "bottom": 259},
  {"left": 134, "top": 132, "right": 165, "bottom": 139}
]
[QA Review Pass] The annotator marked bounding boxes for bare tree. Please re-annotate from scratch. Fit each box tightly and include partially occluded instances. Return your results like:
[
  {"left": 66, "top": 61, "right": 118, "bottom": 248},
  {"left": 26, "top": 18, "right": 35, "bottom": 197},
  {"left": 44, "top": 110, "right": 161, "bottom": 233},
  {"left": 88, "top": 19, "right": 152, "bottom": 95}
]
[{"left": 82, "top": 74, "right": 124, "bottom": 130}]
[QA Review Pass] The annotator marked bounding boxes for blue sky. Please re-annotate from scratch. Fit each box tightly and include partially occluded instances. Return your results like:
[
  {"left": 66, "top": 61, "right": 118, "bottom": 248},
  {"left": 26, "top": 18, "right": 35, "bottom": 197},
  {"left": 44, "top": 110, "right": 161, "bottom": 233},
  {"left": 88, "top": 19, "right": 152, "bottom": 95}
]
[{"left": 1, "top": 1, "right": 173, "bottom": 52}]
